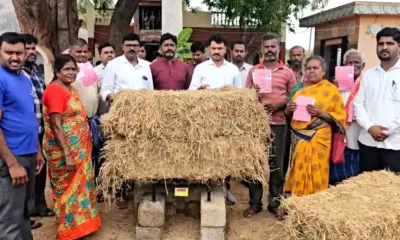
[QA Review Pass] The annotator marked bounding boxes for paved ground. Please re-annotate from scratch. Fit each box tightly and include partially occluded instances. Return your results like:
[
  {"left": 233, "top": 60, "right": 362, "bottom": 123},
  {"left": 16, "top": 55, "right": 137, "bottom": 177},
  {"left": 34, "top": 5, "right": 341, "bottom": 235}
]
[{"left": 32, "top": 181, "right": 281, "bottom": 240}]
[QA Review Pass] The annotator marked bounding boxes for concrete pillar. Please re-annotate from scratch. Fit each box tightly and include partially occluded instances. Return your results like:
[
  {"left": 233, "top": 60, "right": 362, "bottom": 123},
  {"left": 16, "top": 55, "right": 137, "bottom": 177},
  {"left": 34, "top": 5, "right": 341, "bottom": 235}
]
[
  {"left": 162, "top": 0, "right": 183, "bottom": 36},
  {"left": 86, "top": 3, "right": 95, "bottom": 39}
]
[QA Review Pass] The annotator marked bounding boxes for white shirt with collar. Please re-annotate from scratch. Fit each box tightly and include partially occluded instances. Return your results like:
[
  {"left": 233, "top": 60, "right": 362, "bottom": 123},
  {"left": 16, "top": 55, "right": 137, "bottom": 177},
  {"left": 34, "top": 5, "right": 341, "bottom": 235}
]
[
  {"left": 237, "top": 62, "right": 252, "bottom": 87},
  {"left": 100, "top": 55, "right": 154, "bottom": 101},
  {"left": 354, "top": 59, "right": 400, "bottom": 150},
  {"left": 189, "top": 59, "right": 242, "bottom": 90},
  {"left": 94, "top": 63, "right": 106, "bottom": 85}
]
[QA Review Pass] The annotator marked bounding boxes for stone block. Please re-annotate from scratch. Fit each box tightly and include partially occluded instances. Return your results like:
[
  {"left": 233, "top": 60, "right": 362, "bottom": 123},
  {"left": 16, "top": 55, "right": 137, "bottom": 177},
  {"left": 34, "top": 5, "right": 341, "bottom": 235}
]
[
  {"left": 201, "top": 227, "right": 225, "bottom": 240},
  {"left": 136, "top": 226, "right": 163, "bottom": 240},
  {"left": 166, "top": 202, "right": 177, "bottom": 217},
  {"left": 185, "top": 201, "right": 200, "bottom": 218},
  {"left": 138, "top": 194, "right": 165, "bottom": 228},
  {"left": 200, "top": 191, "right": 226, "bottom": 227}
]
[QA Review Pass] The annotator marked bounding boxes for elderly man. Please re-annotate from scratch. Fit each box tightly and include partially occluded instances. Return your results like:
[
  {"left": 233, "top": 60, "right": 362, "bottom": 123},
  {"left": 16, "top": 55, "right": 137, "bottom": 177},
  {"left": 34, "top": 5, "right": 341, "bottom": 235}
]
[
  {"left": 329, "top": 49, "right": 365, "bottom": 184},
  {"left": 355, "top": 27, "right": 400, "bottom": 173}
]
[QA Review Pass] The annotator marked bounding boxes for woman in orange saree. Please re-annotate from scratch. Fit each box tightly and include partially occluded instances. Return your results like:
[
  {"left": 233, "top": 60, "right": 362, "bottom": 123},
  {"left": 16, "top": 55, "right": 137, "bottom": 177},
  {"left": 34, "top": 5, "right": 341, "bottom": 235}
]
[
  {"left": 42, "top": 54, "right": 101, "bottom": 240},
  {"left": 284, "top": 56, "right": 347, "bottom": 196}
]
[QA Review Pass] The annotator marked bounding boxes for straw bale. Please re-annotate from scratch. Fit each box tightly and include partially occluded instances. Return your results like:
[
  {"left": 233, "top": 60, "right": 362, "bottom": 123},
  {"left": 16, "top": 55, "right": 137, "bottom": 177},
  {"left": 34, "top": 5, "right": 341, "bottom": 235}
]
[
  {"left": 99, "top": 87, "right": 271, "bottom": 196},
  {"left": 276, "top": 171, "right": 400, "bottom": 240}
]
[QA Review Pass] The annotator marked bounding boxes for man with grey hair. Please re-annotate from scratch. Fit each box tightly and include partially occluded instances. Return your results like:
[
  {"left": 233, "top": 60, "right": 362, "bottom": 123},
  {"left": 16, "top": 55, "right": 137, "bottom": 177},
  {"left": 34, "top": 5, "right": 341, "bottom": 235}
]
[{"left": 330, "top": 49, "right": 365, "bottom": 184}]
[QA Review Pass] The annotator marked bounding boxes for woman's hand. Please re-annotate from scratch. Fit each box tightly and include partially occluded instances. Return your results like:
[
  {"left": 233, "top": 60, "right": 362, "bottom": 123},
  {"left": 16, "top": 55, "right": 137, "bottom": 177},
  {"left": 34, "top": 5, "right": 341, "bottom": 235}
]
[
  {"left": 306, "top": 104, "right": 321, "bottom": 117},
  {"left": 286, "top": 101, "right": 297, "bottom": 113},
  {"left": 65, "top": 154, "right": 75, "bottom": 172}
]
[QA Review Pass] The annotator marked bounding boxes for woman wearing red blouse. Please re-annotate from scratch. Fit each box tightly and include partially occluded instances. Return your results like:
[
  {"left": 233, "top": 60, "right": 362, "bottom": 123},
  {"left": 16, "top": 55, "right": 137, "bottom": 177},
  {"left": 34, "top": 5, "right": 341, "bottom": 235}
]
[{"left": 42, "top": 54, "right": 101, "bottom": 240}]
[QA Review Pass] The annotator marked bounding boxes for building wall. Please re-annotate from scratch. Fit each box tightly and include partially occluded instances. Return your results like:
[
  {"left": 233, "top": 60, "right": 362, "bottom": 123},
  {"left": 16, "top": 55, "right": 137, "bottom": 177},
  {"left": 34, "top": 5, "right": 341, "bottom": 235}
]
[
  {"left": 313, "top": 16, "right": 360, "bottom": 55},
  {"left": 183, "top": 12, "right": 213, "bottom": 28},
  {"left": 358, "top": 15, "right": 400, "bottom": 70}
]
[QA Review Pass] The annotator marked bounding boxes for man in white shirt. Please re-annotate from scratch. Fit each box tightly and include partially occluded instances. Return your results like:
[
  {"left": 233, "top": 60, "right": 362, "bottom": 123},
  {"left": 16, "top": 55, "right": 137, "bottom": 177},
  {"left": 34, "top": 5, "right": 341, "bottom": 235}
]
[
  {"left": 189, "top": 34, "right": 241, "bottom": 205},
  {"left": 100, "top": 33, "right": 153, "bottom": 209},
  {"left": 94, "top": 42, "right": 116, "bottom": 85},
  {"left": 101, "top": 33, "right": 153, "bottom": 104},
  {"left": 189, "top": 34, "right": 242, "bottom": 90},
  {"left": 231, "top": 40, "right": 252, "bottom": 86},
  {"left": 330, "top": 49, "right": 365, "bottom": 184},
  {"left": 354, "top": 27, "right": 400, "bottom": 173}
]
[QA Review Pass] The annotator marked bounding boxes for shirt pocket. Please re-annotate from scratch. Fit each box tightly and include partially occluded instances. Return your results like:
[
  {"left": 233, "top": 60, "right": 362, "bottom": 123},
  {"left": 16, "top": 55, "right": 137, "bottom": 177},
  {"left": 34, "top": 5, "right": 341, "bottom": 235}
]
[{"left": 391, "top": 79, "right": 400, "bottom": 101}]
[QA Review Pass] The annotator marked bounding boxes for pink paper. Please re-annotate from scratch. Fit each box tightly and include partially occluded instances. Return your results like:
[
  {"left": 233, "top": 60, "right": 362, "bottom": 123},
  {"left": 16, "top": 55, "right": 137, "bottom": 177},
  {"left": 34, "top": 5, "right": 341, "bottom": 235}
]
[
  {"left": 253, "top": 69, "right": 272, "bottom": 93},
  {"left": 293, "top": 96, "right": 315, "bottom": 122},
  {"left": 335, "top": 66, "right": 354, "bottom": 91},
  {"left": 79, "top": 62, "right": 98, "bottom": 87}
]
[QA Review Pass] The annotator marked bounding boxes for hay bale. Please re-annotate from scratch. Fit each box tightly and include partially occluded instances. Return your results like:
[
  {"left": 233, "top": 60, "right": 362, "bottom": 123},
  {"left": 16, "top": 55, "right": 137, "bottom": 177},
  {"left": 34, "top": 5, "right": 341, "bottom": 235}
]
[
  {"left": 277, "top": 171, "right": 400, "bottom": 240},
  {"left": 99, "top": 87, "right": 271, "bottom": 195}
]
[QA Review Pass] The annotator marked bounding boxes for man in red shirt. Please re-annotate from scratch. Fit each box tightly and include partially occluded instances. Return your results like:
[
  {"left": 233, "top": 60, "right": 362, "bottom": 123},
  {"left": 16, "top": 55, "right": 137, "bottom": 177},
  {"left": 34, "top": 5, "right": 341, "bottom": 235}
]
[
  {"left": 244, "top": 33, "right": 296, "bottom": 218},
  {"left": 150, "top": 33, "right": 192, "bottom": 90}
]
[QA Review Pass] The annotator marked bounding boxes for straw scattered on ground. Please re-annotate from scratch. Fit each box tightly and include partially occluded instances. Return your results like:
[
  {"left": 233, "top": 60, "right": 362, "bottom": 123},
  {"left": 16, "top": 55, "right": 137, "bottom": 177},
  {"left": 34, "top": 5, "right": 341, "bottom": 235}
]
[
  {"left": 275, "top": 171, "right": 400, "bottom": 240},
  {"left": 99, "top": 87, "right": 271, "bottom": 201}
]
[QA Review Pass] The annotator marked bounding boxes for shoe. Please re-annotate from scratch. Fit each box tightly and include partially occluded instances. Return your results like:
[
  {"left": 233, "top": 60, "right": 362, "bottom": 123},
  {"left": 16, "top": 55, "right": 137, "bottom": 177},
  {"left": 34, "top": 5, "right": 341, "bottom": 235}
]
[{"left": 226, "top": 191, "right": 237, "bottom": 205}]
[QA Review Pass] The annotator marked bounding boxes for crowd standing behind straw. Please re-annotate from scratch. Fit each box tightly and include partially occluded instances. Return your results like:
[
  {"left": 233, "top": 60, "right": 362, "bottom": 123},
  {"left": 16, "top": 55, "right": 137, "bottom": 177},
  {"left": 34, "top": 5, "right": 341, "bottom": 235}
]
[{"left": 0, "top": 26, "right": 400, "bottom": 240}]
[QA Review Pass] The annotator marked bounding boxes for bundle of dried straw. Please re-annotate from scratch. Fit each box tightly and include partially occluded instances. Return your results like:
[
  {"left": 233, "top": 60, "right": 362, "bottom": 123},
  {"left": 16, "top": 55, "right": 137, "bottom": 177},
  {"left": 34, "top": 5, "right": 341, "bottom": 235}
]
[
  {"left": 99, "top": 87, "right": 271, "bottom": 192},
  {"left": 277, "top": 171, "right": 400, "bottom": 240}
]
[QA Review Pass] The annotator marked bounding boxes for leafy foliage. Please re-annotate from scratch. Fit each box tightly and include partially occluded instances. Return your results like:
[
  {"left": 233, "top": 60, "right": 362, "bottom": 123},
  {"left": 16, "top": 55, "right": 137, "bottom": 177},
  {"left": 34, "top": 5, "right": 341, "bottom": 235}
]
[
  {"left": 177, "top": 28, "right": 193, "bottom": 59},
  {"left": 201, "top": 0, "right": 329, "bottom": 33}
]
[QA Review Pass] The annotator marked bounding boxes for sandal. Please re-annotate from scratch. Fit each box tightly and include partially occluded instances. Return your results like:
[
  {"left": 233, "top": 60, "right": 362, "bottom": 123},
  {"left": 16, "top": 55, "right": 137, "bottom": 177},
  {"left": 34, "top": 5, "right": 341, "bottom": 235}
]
[
  {"left": 243, "top": 208, "right": 260, "bottom": 218},
  {"left": 31, "top": 208, "right": 55, "bottom": 217},
  {"left": 30, "top": 220, "right": 43, "bottom": 230}
]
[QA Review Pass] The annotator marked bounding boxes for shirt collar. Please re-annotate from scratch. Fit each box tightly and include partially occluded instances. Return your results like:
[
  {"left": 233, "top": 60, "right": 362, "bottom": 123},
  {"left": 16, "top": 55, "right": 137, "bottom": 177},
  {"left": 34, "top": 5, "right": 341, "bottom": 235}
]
[
  {"left": 255, "top": 60, "right": 284, "bottom": 70},
  {"left": 23, "top": 63, "right": 40, "bottom": 74},
  {"left": 207, "top": 59, "right": 228, "bottom": 67},
  {"left": 238, "top": 63, "right": 251, "bottom": 71},
  {"left": 375, "top": 58, "right": 400, "bottom": 72},
  {"left": 122, "top": 55, "right": 145, "bottom": 68}
]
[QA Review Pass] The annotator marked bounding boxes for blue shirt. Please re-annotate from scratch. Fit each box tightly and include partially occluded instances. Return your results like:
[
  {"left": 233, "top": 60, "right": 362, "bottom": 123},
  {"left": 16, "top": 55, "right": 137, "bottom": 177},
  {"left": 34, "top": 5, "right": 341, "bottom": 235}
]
[{"left": 0, "top": 67, "right": 38, "bottom": 155}]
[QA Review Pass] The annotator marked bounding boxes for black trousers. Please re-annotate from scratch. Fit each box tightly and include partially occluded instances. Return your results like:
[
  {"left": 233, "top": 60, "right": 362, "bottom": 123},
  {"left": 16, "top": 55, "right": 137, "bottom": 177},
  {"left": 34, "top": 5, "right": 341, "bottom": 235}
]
[
  {"left": 248, "top": 125, "right": 286, "bottom": 212},
  {"left": 359, "top": 142, "right": 400, "bottom": 172},
  {"left": 31, "top": 132, "right": 48, "bottom": 215}
]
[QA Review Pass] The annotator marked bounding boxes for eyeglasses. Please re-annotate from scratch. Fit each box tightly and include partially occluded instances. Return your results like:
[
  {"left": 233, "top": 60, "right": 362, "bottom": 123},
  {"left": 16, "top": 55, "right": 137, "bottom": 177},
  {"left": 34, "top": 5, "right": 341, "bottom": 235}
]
[{"left": 124, "top": 44, "right": 140, "bottom": 48}]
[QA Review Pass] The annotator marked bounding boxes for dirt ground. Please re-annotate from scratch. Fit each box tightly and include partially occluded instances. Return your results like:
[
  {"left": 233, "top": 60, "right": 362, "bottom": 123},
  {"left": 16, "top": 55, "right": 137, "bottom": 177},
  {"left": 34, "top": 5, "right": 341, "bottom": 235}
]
[{"left": 32, "top": 181, "right": 281, "bottom": 240}]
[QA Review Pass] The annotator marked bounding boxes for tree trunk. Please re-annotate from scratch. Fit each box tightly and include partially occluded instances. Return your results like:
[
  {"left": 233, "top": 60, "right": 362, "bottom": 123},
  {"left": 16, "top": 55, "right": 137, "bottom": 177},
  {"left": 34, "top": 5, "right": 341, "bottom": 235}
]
[
  {"left": 57, "top": 0, "right": 79, "bottom": 52},
  {"left": 108, "top": 0, "right": 142, "bottom": 56},
  {"left": 12, "top": 0, "right": 55, "bottom": 50}
]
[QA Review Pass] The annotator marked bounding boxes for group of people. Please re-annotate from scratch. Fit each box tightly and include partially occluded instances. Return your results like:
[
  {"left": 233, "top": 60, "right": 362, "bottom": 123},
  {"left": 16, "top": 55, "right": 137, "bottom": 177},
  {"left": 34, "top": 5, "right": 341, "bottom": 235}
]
[{"left": 0, "top": 25, "right": 399, "bottom": 240}]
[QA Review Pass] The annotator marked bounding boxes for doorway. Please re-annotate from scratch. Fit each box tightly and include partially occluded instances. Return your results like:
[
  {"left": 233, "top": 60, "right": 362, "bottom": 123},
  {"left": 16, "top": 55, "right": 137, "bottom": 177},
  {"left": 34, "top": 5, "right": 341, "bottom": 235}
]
[{"left": 320, "top": 36, "right": 349, "bottom": 80}]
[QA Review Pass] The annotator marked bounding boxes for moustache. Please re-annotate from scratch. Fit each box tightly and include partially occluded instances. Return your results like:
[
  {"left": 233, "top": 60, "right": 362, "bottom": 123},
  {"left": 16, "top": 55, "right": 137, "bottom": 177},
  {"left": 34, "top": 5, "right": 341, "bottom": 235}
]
[
  {"left": 380, "top": 50, "right": 390, "bottom": 55},
  {"left": 213, "top": 53, "right": 221, "bottom": 57},
  {"left": 129, "top": 50, "right": 136, "bottom": 54},
  {"left": 166, "top": 50, "right": 174, "bottom": 54},
  {"left": 10, "top": 60, "right": 20, "bottom": 64},
  {"left": 266, "top": 52, "right": 275, "bottom": 56}
]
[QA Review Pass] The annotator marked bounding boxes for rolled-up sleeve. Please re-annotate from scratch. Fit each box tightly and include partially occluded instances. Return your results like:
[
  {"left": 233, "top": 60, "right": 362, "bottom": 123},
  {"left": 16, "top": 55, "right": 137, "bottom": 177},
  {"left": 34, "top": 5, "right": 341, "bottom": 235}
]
[{"left": 100, "top": 62, "right": 115, "bottom": 101}]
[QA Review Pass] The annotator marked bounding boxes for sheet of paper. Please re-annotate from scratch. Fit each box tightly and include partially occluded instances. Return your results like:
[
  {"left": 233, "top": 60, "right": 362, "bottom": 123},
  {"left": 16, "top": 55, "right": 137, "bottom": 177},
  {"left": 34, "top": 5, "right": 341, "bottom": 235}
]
[
  {"left": 79, "top": 62, "right": 98, "bottom": 87},
  {"left": 293, "top": 96, "right": 315, "bottom": 122},
  {"left": 253, "top": 69, "right": 272, "bottom": 93},
  {"left": 335, "top": 66, "right": 354, "bottom": 91}
]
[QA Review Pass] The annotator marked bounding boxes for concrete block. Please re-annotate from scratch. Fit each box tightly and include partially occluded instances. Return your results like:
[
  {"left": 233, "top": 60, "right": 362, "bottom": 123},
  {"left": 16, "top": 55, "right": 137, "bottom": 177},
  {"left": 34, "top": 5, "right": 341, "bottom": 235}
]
[
  {"left": 201, "top": 191, "right": 226, "bottom": 227},
  {"left": 166, "top": 202, "right": 177, "bottom": 217},
  {"left": 138, "top": 194, "right": 165, "bottom": 228},
  {"left": 201, "top": 227, "right": 225, "bottom": 240},
  {"left": 136, "top": 226, "right": 163, "bottom": 240},
  {"left": 185, "top": 201, "right": 200, "bottom": 218}
]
